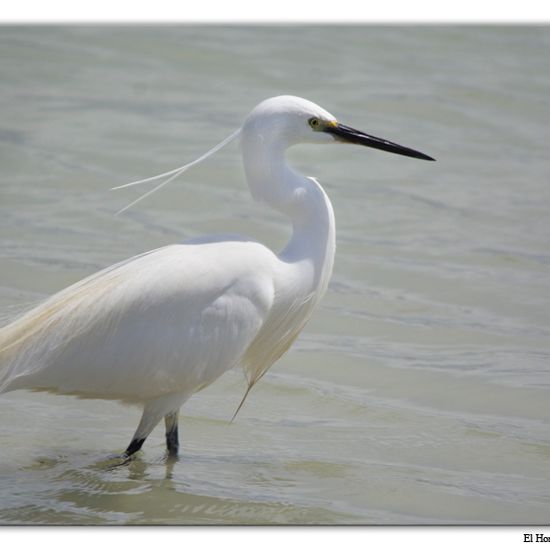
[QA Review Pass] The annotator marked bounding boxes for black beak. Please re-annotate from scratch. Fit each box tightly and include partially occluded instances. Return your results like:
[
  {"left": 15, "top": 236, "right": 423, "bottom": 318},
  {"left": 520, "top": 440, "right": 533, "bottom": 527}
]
[{"left": 325, "top": 123, "right": 435, "bottom": 161}]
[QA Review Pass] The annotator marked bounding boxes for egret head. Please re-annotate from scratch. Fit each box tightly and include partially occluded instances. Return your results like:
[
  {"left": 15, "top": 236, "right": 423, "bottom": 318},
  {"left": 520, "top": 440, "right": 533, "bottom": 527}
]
[
  {"left": 242, "top": 95, "right": 339, "bottom": 147},
  {"left": 243, "top": 95, "right": 435, "bottom": 161}
]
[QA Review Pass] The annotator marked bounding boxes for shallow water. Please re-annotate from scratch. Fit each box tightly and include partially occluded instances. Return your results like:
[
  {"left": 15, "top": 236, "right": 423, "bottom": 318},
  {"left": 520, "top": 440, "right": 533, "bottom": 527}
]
[{"left": 0, "top": 25, "right": 549, "bottom": 524}]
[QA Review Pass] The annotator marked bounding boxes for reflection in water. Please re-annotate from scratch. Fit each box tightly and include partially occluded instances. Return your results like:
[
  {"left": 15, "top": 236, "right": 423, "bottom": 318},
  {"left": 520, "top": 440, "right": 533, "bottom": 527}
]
[
  {"left": 0, "top": 442, "right": 356, "bottom": 525},
  {"left": 5, "top": 450, "right": 356, "bottom": 525}
]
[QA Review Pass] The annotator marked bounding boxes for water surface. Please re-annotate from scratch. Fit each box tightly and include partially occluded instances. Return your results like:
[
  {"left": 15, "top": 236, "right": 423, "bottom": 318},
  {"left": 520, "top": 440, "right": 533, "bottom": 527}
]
[{"left": 0, "top": 25, "right": 549, "bottom": 524}]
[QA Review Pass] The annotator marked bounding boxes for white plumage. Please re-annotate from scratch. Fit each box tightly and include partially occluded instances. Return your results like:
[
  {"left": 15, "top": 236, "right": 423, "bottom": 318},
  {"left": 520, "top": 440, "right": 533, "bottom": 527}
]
[{"left": 0, "top": 95, "right": 432, "bottom": 457}]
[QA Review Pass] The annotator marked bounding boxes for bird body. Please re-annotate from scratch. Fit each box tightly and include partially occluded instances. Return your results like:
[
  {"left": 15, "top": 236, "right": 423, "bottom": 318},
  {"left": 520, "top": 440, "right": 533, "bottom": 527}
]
[
  {"left": 0, "top": 95, "right": 432, "bottom": 457},
  {"left": 1, "top": 240, "right": 273, "bottom": 400}
]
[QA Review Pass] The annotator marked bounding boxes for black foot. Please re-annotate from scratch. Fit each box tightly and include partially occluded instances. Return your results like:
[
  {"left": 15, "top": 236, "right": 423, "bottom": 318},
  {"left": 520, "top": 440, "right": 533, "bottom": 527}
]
[{"left": 125, "top": 438, "right": 146, "bottom": 457}]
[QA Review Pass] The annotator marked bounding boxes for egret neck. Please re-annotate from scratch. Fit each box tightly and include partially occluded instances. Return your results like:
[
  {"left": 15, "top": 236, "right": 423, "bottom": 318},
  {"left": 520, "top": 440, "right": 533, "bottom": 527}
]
[{"left": 240, "top": 131, "right": 336, "bottom": 298}]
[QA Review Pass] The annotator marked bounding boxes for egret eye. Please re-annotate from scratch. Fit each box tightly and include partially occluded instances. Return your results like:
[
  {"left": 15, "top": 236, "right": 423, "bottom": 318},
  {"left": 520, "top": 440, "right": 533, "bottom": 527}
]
[{"left": 308, "top": 117, "right": 321, "bottom": 130}]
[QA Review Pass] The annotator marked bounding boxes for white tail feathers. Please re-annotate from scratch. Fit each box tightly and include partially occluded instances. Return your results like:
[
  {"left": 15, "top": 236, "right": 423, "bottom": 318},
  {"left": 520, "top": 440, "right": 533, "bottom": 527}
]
[
  {"left": 0, "top": 265, "right": 126, "bottom": 393},
  {"left": 112, "top": 128, "right": 242, "bottom": 214}
]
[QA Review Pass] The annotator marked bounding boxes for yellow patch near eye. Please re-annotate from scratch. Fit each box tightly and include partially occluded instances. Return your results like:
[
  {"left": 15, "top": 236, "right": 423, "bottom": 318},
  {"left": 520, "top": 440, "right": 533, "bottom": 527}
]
[{"left": 326, "top": 120, "right": 338, "bottom": 128}]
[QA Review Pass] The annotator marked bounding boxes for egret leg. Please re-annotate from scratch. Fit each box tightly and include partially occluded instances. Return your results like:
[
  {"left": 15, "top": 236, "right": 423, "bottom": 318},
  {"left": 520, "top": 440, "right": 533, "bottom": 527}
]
[
  {"left": 124, "top": 393, "right": 188, "bottom": 458},
  {"left": 125, "top": 437, "right": 146, "bottom": 457},
  {"left": 164, "top": 411, "right": 180, "bottom": 457},
  {"left": 125, "top": 406, "right": 155, "bottom": 457}
]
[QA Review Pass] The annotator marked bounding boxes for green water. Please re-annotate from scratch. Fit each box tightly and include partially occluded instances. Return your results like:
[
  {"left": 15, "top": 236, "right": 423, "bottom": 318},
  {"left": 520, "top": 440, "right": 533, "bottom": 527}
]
[{"left": 0, "top": 25, "right": 549, "bottom": 524}]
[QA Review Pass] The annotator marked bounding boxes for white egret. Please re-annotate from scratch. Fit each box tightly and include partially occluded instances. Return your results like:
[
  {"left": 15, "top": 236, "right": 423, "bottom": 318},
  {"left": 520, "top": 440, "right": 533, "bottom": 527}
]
[{"left": 0, "top": 96, "right": 434, "bottom": 458}]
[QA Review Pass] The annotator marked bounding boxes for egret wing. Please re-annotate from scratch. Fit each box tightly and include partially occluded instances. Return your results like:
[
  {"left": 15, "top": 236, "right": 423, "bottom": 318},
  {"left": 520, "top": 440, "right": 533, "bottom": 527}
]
[{"left": 0, "top": 241, "right": 275, "bottom": 401}]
